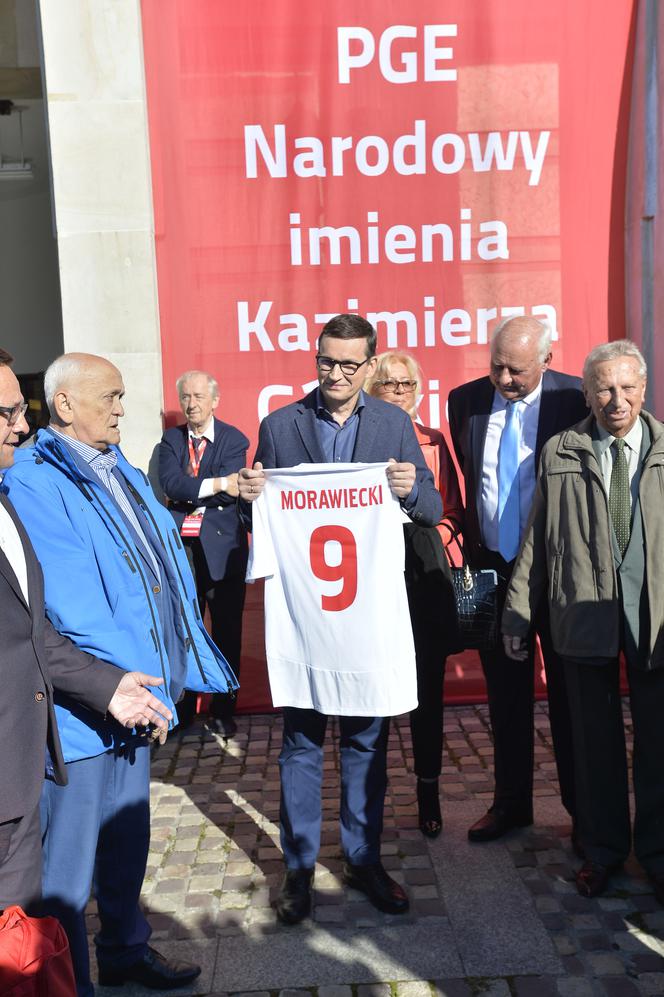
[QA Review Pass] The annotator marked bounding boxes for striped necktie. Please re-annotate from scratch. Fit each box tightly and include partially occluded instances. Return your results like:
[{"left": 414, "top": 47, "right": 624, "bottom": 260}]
[
  {"left": 609, "top": 438, "right": 630, "bottom": 556},
  {"left": 497, "top": 400, "right": 522, "bottom": 561}
]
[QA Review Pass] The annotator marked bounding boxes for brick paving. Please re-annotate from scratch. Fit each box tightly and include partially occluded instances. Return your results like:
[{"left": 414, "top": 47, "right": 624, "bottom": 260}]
[{"left": 88, "top": 701, "right": 664, "bottom": 996}]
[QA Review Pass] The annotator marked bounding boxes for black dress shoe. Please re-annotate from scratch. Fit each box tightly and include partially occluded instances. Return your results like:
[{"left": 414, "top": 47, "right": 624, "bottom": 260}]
[
  {"left": 342, "top": 861, "right": 409, "bottom": 914},
  {"left": 417, "top": 778, "right": 442, "bottom": 839},
  {"left": 467, "top": 808, "right": 533, "bottom": 842},
  {"left": 575, "top": 860, "right": 617, "bottom": 898},
  {"left": 209, "top": 716, "right": 238, "bottom": 738},
  {"left": 98, "top": 946, "right": 201, "bottom": 989},
  {"left": 275, "top": 867, "right": 314, "bottom": 924}
]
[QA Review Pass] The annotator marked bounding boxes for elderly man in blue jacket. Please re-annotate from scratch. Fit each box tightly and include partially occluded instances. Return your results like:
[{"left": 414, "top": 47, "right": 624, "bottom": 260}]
[{"left": 3, "top": 353, "right": 238, "bottom": 997}]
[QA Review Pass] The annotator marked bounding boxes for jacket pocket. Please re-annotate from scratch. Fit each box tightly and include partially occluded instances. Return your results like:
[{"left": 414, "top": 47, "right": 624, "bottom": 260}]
[{"left": 549, "top": 553, "right": 562, "bottom": 602}]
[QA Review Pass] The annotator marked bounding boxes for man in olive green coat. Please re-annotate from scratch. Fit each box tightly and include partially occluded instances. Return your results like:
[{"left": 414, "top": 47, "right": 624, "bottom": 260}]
[{"left": 502, "top": 339, "right": 664, "bottom": 902}]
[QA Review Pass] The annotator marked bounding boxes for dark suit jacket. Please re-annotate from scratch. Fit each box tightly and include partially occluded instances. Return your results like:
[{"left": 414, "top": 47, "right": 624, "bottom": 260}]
[
  {"left": 159, "top": 417, "right": 249, "bottom": 580},
  {"left": 242, "top": 390, "right": 442, "bottom": 527},
  {"left": 448, "top": 369, "right": 588, "bottom": 561},
  {"left": 0, "top": 494, "right": 121, "bottom": 824}
]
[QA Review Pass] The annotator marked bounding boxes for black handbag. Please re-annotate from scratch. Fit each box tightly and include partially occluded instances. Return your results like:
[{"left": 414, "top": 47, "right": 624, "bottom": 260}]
[{"left": 445, "top": 533, "right": 499, "bottom": 651}]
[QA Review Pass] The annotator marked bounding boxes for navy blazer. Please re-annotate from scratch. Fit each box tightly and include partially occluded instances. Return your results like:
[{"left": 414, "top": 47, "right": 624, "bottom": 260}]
[
  {"left": 242, "top": 389, "right": 442, "bottom": 527},
  {"left": 448, "top": 369, "right": 589, "bottom": 560},
  {"left": 159, "top": 417, "right": 249, "bottom": 580},
  {"left": 0, "top": 494, "right": 120, "bottom": 824}
]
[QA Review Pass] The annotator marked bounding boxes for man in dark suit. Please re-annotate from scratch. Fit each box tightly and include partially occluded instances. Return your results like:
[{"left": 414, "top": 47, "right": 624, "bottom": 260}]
[
  {"left": 448, "top": 316, "right": 588, "bottom": 844},
  {"left": 0, "top": 348, "right": 172, "bottom": 912},
  {"left": 159, "top": 370, "right": 249, "bottom": 735},
  {"left": 239, "top": 314, "right": 442, "bottom": 925}
]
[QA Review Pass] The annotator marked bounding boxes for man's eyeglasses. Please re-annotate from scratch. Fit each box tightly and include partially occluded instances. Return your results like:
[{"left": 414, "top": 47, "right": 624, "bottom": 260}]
[
  {"left": 315, "top": 355, "right": 370, "bottom": 377},
  {"left": 0, "top": 401, "right": 28, "bottom": 426},
  {"left": 376, "top": 379, "right": 417, "bottom": 394}
]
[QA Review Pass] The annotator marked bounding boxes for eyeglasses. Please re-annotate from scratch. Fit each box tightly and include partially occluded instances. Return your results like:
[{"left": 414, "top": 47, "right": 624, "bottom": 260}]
[
  {"left": 0, "top": 401, "right": 28, "bottom": 426},
  {"left": 315, "top": 355, "right": 370, "bottom": 377},
  {"left": 376, "top": 379, "right": 417, "bottom": 394}
]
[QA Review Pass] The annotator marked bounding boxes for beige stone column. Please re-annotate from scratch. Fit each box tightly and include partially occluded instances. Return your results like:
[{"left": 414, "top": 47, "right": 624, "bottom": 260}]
[
  {"left": 37, "top": 0, "right": 163, "bottom": 469},
  {"left": 625, "top": 0, "right": 664, "bottom": 416}
]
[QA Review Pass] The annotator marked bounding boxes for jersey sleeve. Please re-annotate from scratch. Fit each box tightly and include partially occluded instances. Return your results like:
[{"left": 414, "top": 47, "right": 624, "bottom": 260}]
[{"left": 245, "top": 489, "right": 277, "bottom": 581}]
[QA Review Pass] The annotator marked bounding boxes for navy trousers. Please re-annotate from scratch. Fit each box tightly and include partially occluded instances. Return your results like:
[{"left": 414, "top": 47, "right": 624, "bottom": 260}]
[
  {"left": 40, "top": 745, "right": 152, "bottom": 997},
  {"left": 279, "top": 707, "right": 389, "bottom": 868}
]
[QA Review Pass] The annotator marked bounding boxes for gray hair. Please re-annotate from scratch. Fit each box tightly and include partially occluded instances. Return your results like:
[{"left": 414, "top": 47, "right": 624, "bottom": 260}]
[
  {"left": 176, "top": 370, "right": 219, "bottom": 400},
  {"left": 491, "top": 316, "right": 552, "bottom": 363},
  {"left": 44, "top": 355, "right": 89, "bottom": 415},
  {"left": 582, "top": 340, "right": 647, "bottom": 384}
]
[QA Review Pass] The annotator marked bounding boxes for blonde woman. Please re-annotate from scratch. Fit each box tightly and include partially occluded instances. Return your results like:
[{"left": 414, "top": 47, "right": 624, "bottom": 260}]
[{"left": 366, "top": 352, "right": 463, "bottom": 837}]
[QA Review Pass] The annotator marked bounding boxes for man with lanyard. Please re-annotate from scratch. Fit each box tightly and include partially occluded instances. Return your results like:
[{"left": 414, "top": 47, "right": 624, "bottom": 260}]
[{"left": 159, "top": 370, "right": 249, "bottom": 734}]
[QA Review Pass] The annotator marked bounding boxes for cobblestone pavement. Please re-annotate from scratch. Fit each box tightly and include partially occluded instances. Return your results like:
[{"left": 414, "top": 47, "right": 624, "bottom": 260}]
[{"left": 87, "top": 702, "right": 664, "bottom": 996}]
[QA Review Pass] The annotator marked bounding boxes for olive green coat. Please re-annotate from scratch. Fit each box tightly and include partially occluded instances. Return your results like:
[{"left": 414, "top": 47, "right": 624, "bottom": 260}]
[{"left": 502, "top": 411, "right": 664, "bottom": 667}]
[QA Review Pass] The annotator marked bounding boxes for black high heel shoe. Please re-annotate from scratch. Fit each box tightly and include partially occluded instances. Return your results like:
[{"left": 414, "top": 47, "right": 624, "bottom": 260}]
[{"left": 417, "top": 778, "right": 442, "bottom": 838}]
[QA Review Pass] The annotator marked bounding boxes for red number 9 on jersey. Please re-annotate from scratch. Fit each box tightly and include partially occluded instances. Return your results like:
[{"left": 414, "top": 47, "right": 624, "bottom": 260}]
[{"left": 309, "top": 525, "right": 358, "bottom": 612}]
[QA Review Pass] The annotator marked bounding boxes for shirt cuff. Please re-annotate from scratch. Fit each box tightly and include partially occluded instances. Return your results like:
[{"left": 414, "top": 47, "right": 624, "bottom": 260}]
[{"left": 198, "top": 478, "right": 216, "bottom": 500}]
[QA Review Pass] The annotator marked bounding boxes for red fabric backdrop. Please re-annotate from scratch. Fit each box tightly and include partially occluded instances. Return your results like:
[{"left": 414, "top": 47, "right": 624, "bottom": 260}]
[{"left": 140, "top": 1, "right": 636, "bottom": 712}]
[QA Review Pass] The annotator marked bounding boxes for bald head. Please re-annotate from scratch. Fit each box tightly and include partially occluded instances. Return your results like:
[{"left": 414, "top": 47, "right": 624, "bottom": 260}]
[
  {"left": 45, "top": 352, "right": 125, "bottom": 451},
  {"left": 489, "top": 317, "right": 553, "bottom": 400}
]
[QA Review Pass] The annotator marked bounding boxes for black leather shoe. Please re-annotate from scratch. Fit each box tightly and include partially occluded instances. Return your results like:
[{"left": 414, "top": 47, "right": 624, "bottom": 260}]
[
  {"left": 209, "top": 716, "right": 237, "bottom": 738},
  {"left": 98, "top": 947, "right": 201, "bottom": 989},
  {"left": 467, "top": 808, "right": 532, "bottom": 842},
  {"left": 343, "top": 861, "right": 409, "bottom": 914},
  {"left": 575, "top": 860, "right": 617, "bottom": 898},
  {"left": 417, "top": 778, "right": 442, "bottom": 839},
  {"left": 275, "top": 867, "right": 314, "bottom": 925}
]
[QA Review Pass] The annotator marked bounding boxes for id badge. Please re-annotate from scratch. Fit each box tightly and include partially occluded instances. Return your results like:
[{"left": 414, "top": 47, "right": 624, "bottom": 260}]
[{"left": 181, "top": 512, "right": 204, "bottom": 537}]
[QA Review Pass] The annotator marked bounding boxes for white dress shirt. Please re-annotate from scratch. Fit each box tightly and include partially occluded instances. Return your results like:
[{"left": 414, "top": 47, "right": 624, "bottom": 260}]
[
  {"left": 481, "top": 379, "right": 543, "bottom": 552},
  {"left": 0, "top": 502, "right": 29, "bottom": 604},
  {"left": 188, "top": 417, "right": 216, "bottom": 503}
]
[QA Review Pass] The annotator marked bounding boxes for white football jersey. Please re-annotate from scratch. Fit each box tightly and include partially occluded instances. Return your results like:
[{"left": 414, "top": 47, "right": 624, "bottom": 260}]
[{"left": 247, "top": 462, "right": 417, "bottom": 717}]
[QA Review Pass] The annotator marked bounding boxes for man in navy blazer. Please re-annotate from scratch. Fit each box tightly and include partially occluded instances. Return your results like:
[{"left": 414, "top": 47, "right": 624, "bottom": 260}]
[
  {"left": 239, "top": 314, "right": 442, "bottom": 925},
  {"left": 448, "top": 316, "right": 588, "bottom": 846},
  {"left": 159, "top": 371, "right": 249, "bottom": 734}
]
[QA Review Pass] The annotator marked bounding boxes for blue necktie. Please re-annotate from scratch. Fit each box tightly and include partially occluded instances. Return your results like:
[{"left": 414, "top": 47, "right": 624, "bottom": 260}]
[{"left": 497, "top": 401, "right": 522, "bottom": 561}]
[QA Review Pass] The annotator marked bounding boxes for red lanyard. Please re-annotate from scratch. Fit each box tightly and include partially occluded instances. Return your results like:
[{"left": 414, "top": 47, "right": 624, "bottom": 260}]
[{"left": 187, "top": 437, "right": 207, "bottom": 477}]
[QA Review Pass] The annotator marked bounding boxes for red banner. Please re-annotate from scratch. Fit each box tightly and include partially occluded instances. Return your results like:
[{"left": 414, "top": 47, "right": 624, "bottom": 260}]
[
  {"left": 140, "top": 1, "right": 636, "bottom": 709},
  {"left": 141, "top": 0, "right": 634, "bottom": 445}
]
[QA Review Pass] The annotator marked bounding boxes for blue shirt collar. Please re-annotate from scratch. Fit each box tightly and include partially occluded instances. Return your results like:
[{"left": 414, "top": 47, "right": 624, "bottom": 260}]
[{"left": 315, "top": 388, "right": 366, "bottom": 419}]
